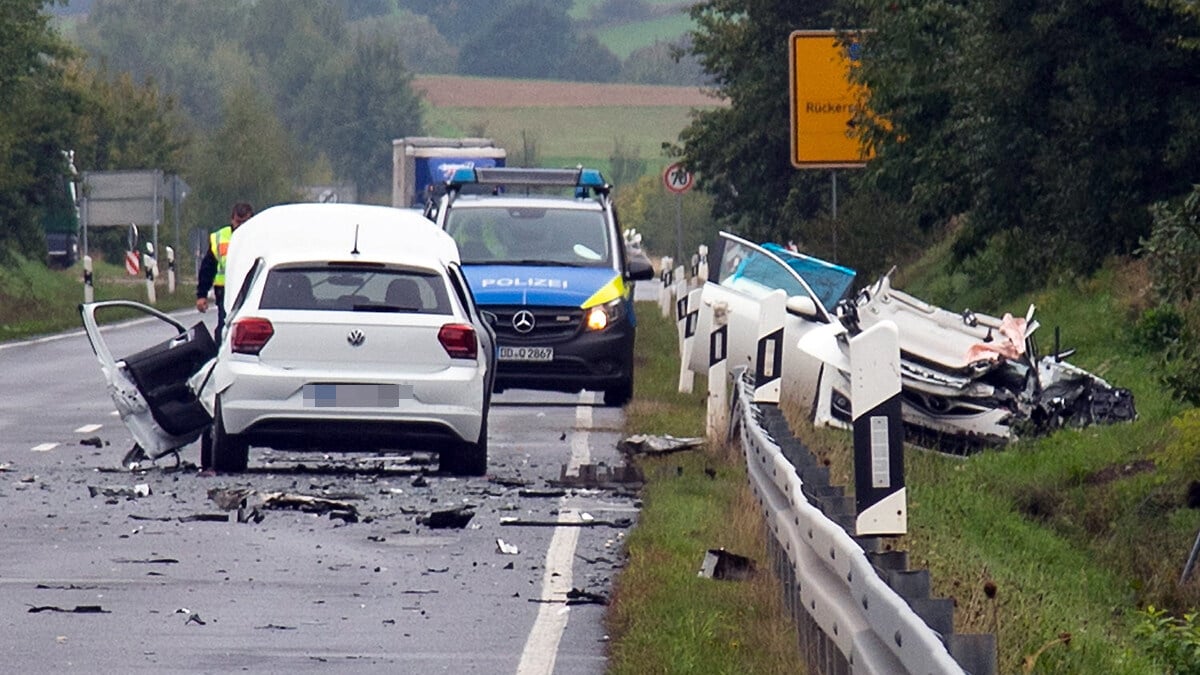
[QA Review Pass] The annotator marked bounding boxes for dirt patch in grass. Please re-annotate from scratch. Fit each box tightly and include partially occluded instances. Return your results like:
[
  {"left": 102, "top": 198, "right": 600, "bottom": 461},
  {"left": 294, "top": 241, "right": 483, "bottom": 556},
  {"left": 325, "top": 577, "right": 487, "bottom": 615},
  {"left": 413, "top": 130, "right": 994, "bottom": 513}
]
[{"left": 414, "top": 75, "right": 722, "bottom": 108}]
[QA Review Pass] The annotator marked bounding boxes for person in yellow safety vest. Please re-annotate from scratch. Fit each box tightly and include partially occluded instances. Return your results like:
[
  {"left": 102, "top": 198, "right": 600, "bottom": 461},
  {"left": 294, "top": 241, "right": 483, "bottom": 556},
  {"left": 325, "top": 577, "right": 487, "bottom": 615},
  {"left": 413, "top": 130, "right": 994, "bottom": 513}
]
[{"left": 196, "top": 202, "right": 254, "bottom": 343}]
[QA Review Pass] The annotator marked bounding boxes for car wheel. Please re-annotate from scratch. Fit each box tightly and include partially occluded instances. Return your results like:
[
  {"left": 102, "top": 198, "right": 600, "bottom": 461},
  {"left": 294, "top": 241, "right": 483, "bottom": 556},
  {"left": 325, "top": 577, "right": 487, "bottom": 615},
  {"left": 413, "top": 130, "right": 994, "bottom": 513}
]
[
  {"left": 603, "top": 378, "right": 634, "bottom": 407},
  {"left": 211, "top": 395, "right": 249, "bottom": 472},
  {"left": 441, "top": 416, "right": 487, "bottom": 477}
]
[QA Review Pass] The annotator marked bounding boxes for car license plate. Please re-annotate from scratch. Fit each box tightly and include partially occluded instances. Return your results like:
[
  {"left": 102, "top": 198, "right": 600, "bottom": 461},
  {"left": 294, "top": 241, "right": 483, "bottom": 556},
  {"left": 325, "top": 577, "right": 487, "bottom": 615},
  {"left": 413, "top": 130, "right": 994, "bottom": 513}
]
[
  {"left": 303, "top": 383, "right": 410, "bottom": 407},
  {"left": 498, "top": 346, "right": 554, "bottom": 362}
]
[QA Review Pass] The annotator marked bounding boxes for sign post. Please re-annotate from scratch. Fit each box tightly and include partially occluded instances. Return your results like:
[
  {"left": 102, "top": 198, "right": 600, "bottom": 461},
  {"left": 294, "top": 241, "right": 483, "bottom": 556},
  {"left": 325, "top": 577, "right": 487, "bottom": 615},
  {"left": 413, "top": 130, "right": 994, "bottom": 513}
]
[{"left": 663, "top": 162, "right": 694, "bottom": 264}]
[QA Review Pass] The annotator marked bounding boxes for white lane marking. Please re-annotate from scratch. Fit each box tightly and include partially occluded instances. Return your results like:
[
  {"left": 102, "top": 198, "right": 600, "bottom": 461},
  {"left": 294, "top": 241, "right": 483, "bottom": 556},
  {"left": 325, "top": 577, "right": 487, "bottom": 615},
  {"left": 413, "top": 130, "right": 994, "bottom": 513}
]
[
  {"left": 31, "top": 443, "right": 58, "bottom": 452},
  {"left": 110, "top": 410, "right": 120, "bottom": 417},
  {"left": 516, "top": 393, "right": 594, "bottom": 675},
  {"left": 517, "top": 508, "right": 580, "bottom": 675},
  {"left": 75, "top": 424, "right": 103, "bottom": 433}
]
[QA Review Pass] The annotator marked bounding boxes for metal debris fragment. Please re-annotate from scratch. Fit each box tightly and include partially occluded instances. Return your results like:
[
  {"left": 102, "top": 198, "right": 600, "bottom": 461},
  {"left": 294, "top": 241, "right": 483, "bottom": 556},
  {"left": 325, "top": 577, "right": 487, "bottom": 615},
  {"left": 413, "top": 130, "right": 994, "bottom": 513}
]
[
  {"left": 617, "top": 434, "right": 704, "bottom": 457},
  {"left": 417, "top": 505, "right": 475, "bottom": 529},
  {"left": 500, "top": 516, "right": 632, "bottom": 528},
  {"left": 207, "top": 487, "right": 360, "bottom": 522},
  {"left": 698, "top": 548, "right": 756, "bottom": 581},
  {"left": 88, "top": 484, "right": 151, "bottom": 499},
  {"left": 28, "top": 605, "right": 109, "bottom": 614},
  {"left": 549, "top": 462, "right": 643, "bottom": 490},
  {"left": 176, "top": 608, "right": 206, "bottom": 625}
]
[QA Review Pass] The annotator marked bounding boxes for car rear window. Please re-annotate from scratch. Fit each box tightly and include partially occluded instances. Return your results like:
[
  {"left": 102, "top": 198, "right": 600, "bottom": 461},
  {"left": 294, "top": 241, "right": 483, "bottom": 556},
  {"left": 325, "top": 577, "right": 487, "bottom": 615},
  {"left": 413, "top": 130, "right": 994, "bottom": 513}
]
[{"left": 258, "top": 266, "right": 451, "bottom": 313}]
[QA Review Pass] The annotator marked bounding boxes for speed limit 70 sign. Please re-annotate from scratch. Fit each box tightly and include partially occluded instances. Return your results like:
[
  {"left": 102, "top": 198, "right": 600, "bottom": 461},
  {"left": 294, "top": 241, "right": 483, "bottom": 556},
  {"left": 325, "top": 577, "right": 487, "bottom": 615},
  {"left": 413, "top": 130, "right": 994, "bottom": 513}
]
[{"left": 663, "top": 162, "right": 694, "bottom": 194}]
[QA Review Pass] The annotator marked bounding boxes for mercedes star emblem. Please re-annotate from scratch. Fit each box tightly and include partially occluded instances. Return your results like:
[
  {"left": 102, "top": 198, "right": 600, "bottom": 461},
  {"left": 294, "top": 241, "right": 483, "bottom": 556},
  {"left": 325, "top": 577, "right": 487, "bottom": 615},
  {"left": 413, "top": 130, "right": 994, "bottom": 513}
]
[
  {"left": 347, "top": 329, "right": 366, "bottom": 346},
  {"left": 512, "top": 310, "right": 536, "bottom": 334}
]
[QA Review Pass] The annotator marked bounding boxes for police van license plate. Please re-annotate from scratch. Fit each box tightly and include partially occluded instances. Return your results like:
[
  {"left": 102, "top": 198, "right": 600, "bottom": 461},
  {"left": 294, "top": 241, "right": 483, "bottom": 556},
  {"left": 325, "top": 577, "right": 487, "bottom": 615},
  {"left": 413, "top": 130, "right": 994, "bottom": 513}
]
[{"left": 499, "top": 346, "right": 553, "bottom": 362}]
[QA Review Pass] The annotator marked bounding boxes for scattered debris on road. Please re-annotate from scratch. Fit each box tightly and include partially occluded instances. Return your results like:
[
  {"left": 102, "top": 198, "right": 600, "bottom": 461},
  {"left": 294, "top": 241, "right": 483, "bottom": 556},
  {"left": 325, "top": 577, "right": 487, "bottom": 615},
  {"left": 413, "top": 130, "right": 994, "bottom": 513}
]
[
  {"left": 417, "top": 505, "right": 475, "bottom": 529},
  {"left": 550, "top": 462, "right": 643, "bottom": 490},
  {"left": 176, "top": 608, "right": 206, "bottom": 625},
  {"left": 79, "top": 436, "right": 105, "bottom": 448},
  {"left": 518, "top": 487, "right": 567, "bottom": 498},
  {"left": 28, "top": 605, "right": 110, "bottom": 614},
  {"left": 617, "top": 434, "right": 704, "bottom": 457},
  {"left": 500, "top": 516, "right": 633, "bottom": 528},
  {"left": 495, "top": 538, "right": 519, "bottom": 555},
  {"left": 88, "top": 484, "right": 151, "bottom": 499},
  {"left": 567, "top": 588, "right": 609, "bottom": 605},
  {"left": 207, "top": 487, "right": 360, "bottom": 523},
  {"left": 112, "top": 558, "right": 179, "bottom": 565},
  {"left": 698, "top": 548, "right": 756, "bottom": 581}
]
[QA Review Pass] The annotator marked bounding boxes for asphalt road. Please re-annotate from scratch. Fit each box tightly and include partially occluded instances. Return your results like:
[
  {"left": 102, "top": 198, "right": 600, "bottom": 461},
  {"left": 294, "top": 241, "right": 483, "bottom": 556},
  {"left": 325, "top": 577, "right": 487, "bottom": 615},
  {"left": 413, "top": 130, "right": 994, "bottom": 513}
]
[{"left": 0, "top": 309, "right": 641, "bottom": 673}]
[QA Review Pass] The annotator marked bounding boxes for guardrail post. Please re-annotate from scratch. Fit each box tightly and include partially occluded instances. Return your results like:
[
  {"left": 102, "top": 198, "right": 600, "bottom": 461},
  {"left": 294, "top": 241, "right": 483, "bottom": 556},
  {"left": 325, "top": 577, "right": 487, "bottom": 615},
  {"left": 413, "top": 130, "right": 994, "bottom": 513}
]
[
  {"left": 82, "top": 255, "right": 94, "bottom": 304},
  {"left": 706, "top": 301, "right": 729, "bottom": 442},
  {"left": 677, "top": 288, "right": 700, "bottom": 393},
  {"left": 850, "top": 320, "right": 907, "bottom": 536}
]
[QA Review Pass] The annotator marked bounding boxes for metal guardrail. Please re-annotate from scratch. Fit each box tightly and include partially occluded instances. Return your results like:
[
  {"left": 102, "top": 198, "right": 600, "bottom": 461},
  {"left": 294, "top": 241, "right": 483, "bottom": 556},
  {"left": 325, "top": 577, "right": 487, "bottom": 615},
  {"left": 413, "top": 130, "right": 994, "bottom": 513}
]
[{"left": 732, "top": 371, "right": 997, "bottom": 675}]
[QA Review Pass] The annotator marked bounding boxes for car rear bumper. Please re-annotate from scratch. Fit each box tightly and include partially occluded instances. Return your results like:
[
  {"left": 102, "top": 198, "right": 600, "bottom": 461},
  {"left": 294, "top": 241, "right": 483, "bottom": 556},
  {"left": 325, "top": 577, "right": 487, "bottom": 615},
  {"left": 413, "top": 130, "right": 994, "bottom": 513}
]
[{"left": 217, "top": 362, "right": 485, "bottom": 448}]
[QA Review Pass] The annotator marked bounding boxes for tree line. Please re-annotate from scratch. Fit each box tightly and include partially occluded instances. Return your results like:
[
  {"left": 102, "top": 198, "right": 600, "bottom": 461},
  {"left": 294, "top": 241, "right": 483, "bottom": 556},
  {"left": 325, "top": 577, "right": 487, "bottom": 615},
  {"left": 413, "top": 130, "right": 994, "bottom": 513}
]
[
  {"left": 674, "top": 0, "right": 1200, "bottom": 301},
  {"left": 0, "top": 0, "right": 709, "bottom": 266}
]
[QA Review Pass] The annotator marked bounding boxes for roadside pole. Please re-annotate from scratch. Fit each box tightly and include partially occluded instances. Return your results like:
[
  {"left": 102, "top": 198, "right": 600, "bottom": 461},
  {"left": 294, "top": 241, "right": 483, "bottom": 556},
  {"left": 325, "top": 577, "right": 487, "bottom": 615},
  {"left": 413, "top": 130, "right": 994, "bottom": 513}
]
[{"left": 83, "top": 255, "right": 94, "bottom": 304}]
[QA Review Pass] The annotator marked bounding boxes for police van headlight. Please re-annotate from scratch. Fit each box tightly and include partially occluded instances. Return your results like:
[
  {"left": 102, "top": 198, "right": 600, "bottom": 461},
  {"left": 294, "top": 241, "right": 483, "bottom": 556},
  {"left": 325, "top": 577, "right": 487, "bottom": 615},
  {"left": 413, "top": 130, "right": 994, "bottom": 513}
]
[{"left": 585, "top": 299, "right": 624, "bottom": 331}]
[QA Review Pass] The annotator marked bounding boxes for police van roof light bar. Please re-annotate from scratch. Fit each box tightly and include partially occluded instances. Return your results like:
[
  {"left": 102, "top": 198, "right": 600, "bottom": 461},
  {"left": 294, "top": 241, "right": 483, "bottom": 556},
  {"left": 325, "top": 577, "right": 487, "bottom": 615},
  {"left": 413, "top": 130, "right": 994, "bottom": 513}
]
[{"left": 447, "top": 167, "right": 609, "bottom": 194}]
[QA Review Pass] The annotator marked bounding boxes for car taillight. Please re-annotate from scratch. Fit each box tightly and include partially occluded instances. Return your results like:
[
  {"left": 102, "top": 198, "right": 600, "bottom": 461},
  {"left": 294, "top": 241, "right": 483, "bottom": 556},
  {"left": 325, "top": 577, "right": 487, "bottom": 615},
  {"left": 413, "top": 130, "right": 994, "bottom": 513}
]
[
  {"left": 231, "top": 317, "right": 274, "bottom": 355},
  {"left": 438, "top": 323, "right": 477, "bottom": 360}
]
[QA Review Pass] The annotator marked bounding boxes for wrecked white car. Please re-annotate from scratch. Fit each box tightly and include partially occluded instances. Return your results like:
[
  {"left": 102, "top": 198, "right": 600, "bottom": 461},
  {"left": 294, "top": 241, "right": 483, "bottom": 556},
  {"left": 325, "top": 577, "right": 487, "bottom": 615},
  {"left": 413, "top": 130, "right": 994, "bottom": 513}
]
[
  {"left": 82, "top": 203, "right": 496, "bottom": 476},
  {"left": 694, "top": 231, "right": 1136, "bottom": 450}
]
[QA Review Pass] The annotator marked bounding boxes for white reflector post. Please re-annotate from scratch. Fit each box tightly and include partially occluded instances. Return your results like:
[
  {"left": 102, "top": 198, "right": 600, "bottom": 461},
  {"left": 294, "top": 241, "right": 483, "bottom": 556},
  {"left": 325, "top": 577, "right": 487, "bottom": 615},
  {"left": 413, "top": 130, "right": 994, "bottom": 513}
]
[
  {"left": 706, "top": 301, "right": 729, "bottom": 443},
  {"left": 166, "top": 246, "right": 176, "bottom": 294},
  {"left": 851, "top": 320, "right": 906, "bottom": 536},
  {"left": 143, "top": 252, "right": 157, "bottom": 305},
  {"left": 753, "top": 289, "right": 786, "bottom": 404},
  {"left": 678, "top": 288, "right": 700, "bottom": 393}
]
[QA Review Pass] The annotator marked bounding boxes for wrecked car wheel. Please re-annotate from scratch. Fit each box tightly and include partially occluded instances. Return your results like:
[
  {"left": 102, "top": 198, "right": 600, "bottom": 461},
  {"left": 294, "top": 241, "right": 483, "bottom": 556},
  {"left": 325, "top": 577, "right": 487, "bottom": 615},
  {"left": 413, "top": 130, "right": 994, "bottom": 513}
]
[
  {"left": 440, "top": 417, "right": 487, "bottom": 476},
  {"left": 211, "top": 396, "right": 249, "bottom": 472}
]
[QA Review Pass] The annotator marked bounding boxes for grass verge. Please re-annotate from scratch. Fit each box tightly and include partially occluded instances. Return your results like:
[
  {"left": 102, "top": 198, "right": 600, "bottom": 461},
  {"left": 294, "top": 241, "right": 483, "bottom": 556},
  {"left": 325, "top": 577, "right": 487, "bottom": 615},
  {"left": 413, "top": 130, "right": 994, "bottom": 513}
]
[
  {"left": 0, "top": 254, "right": 196, "bottom": 341},
  {"left": 606, "top": 300, "right": 807, "bottom": 674}
]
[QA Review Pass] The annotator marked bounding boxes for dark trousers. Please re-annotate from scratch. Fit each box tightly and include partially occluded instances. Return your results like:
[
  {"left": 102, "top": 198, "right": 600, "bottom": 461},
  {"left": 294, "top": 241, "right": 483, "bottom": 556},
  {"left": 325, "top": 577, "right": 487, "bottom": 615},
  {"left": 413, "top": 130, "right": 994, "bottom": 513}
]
[{"left": 213, "top": 286, "right": 227, "bottom": 344}]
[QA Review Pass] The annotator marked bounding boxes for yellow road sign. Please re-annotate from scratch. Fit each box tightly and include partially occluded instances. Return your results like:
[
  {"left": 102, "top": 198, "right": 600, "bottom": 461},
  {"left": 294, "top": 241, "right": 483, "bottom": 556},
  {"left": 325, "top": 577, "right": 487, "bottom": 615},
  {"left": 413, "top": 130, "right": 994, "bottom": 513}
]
[{"left": 790, "top": 30, "right": 872, "bottom": 169}]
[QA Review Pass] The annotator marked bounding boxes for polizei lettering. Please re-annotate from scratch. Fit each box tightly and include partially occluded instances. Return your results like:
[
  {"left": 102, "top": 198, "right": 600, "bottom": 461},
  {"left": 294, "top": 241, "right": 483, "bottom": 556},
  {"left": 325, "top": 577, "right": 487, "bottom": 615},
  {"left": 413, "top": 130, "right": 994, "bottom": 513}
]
[{"left": 480, "top": 277, "right": 569, "bottom": 289}]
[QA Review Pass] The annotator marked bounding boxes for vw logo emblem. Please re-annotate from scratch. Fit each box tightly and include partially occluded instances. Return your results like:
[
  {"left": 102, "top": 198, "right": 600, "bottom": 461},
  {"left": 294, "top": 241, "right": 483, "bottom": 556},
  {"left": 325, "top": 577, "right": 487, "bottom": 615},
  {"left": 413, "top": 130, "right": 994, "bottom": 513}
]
[
  {"left": 347, "top": 329, "right": 366, "bottom": 346},
  {"left": 512, "top": 310, "right": 536, "bottom": 334}
]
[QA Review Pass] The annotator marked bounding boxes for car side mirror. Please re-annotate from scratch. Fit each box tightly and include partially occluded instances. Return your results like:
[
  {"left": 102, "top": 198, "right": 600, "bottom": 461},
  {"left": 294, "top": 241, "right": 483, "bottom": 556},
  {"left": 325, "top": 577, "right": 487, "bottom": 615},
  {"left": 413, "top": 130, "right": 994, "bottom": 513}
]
[
  {"left": 625, "top": 256, "right": 655, "bottom": 281},
  {"left": 786, "top": 295, "right": 820, "bottom": 319}
]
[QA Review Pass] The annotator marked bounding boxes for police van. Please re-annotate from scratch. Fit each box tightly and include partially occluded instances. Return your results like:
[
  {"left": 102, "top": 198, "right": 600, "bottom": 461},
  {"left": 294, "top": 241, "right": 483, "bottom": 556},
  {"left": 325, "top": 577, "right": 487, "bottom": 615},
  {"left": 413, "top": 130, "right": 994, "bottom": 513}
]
[{"left": 427, "top": 167, "right": 655, "bottom": 406}]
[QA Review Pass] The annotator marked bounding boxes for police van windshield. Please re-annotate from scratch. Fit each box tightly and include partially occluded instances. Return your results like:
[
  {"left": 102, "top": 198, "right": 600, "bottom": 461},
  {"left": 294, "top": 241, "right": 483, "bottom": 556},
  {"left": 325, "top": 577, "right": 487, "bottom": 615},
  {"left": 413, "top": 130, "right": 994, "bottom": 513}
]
[{"left": 445, "top": 207, "right": 612, "bottom": 267}]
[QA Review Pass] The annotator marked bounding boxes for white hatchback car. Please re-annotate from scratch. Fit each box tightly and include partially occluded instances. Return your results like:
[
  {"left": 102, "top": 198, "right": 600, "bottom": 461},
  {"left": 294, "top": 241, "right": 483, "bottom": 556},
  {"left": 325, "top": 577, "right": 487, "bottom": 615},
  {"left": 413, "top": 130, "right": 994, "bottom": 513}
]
[{"left": 82, "top": 203, "right": 495, "bottom": 475}]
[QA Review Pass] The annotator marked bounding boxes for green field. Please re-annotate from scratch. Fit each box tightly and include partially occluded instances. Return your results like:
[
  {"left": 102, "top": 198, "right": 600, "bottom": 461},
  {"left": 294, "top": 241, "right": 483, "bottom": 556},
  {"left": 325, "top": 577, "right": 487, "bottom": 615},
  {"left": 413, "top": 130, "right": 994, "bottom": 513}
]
[
  {"left": 423, "top": 105, "right": 702, "bottom": 176},
  {"left": 595, "top": 13, "right": 694, "bottom": 59}
]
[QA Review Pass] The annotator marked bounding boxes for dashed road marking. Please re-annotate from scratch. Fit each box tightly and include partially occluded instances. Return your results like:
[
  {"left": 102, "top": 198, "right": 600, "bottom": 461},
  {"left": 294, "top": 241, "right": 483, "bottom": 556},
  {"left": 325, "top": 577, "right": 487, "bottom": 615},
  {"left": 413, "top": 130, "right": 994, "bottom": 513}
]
[
  {"left": 31, "top": 443, "right": 58, "bottom": 453},
  {"left": 75, "top": 424, "right": 103, "bottom": 434},
  {"left": 517, "top": 392, "right": 594, "bottom": 675}
]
